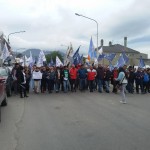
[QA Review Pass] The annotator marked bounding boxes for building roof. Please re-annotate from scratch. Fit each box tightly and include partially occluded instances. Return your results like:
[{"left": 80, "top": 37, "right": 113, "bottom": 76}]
[{"left": 98, "top": 44, "right": 140, "bottom": 54}]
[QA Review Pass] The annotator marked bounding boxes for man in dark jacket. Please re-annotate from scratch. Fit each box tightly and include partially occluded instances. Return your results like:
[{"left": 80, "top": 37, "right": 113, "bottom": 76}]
[
  {"left": 41, "top": 66, "right": 47, "bottom": 93},
  {"left": 96, "top": 64, "right": 104, "bottom": 93},
  {"left": 16, "top": 66, "right": 28, "bottom": 98},
  {"left": 104, "top": 67, "right": 112, "bottom": 93},
  {"left": 135, "top": 68, "right": 144, "bottom": 94},
  {"left": 127, "top": 67, "right": 135, "bottom": 93}
]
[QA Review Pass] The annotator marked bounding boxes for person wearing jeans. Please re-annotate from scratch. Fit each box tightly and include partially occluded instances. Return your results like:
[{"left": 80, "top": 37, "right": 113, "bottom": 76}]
[
  {"left": 69, "top": 64, "right": 78, "bottom": 92},
  {"left": 104, "top": 67, "right": 112, "bottom": 93},
  {"left": 96, "top": 64, "right": 104, "bottom": 93},
  {"left": 87, "top": 66, "right": 97, "bottom": 92},
  {"left": 78, "top": 65, "right": 87, "bottom": 91},
  {"left": 62, "top": 66, "right": 70, "bottom": 93}
]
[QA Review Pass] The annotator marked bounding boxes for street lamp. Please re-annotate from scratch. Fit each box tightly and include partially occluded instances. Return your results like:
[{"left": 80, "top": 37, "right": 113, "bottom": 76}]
[
  {"left": 8, "top": 31, "right": 26, "bottom": 44},
  {"left": 75, "top": 13, "right": 99, "bottom": 52}
]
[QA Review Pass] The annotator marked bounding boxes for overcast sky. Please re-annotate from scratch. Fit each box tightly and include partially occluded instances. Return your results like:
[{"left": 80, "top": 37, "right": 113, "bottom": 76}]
[{"left": 0, "top": 0, "right": 150, "bottom": 57}]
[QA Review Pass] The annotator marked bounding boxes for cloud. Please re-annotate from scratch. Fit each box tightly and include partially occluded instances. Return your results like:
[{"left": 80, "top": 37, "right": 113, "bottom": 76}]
[{"left": 0, "top": 0, "right": 150, "bottom": 57}]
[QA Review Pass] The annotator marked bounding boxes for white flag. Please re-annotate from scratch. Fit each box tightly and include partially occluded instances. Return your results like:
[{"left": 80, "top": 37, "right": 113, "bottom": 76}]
[
  {"left": 68, "top": 42, "right": 73, "bottom": 57},
  {"left": 27, "top": 51, "right": 34, "bottom": 65},
  {"left": 1, "top": 42, "right": 10, "bottom": 62},
  {"left": 21, "top": 55, "right": 28, "bottom": 66},
  {"left": 37, "top": 50, "right": 46, "bottom": 67},
  {"left": 56, "top": 56, "right": 63, "bottom": 67},
  {"left": 64, "top": 42, "right": 74, "bottom": 65},
  {"left": 98, "top": 47, "right": 103, "bottom": 54}
]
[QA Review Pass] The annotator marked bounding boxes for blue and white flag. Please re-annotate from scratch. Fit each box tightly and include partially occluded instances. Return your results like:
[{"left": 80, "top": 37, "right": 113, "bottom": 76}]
[
  {"left": 114, "top": 54, "right": 125, "bottom": 68},
  {"left": 88, "top": 37, "right": 96, "bottom": 60},
  {"left": 0, "top": 42, "right": 10, "bottom": 62},
  {"left": 79, "top": 54, "right": 83, "bottom": 64},
  {"left": 74, "top": 56, "right": 80, "bottom": 65},
  {"left": 68, "top": 43, "right": 74, "bottom": 57},
  {"left": 98, "top": 53, "right": 105, "bottom": 61},
  {"left": 37, "top": 50, "right": 46, "bottom": 67},
  {"left": 122, "top": 51, "right": 129, "bottom": 63},
  {"left": 104, "top": 53, "right": 116, "bottom": 62},
  {"left": 98, "top": 47, "right": 103, "bottom": 55},
  {"left": 109, "top": 61, "right": 114, "bottom": 71},
  {"left": 138, "top": 56, "right": 145, "bottom": 68},
  {"left": 73, "top": 46, "right": 81, "bottom": 65},
  {"left": 73, "top": 46, "right": 80, "bottom": 60},
  {"left": 27, "top": 51, "right": 34, "bottom": 67},
  {"left": 56, "top": 56, "right": 63, "bottom": 67},
  {"left": 29, "top": 51, "right": 33, "bottom": 64}
]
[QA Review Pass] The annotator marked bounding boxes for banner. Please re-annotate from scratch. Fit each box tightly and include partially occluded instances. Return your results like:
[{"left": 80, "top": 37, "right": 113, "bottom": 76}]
[{"left": 32, "top": 71, "right": 42, "bottom": 79}]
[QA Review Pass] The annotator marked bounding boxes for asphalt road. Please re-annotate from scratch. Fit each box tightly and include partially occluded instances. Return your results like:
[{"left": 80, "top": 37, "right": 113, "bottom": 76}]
[{"left": 0, "top": 91, "right": 150, "bottom": 150}]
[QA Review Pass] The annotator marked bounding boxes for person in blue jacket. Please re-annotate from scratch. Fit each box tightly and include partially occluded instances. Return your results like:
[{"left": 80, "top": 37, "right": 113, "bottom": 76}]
[{"left": 115, "top": 67, "right": 128, "bottom": 104}]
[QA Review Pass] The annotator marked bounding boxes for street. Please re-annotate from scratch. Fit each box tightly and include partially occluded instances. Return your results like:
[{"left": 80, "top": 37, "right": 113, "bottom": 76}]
[{"left": 0, "top": 91, "right": 150, "bottom": 150}]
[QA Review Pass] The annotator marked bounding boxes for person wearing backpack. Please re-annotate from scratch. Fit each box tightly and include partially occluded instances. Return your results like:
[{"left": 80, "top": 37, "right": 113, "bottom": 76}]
[{"left": 143, "top": 69, "right": 149, "bottom": 93}]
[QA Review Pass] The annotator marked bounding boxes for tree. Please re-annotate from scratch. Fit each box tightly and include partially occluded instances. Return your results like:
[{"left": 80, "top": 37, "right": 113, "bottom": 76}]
[{"left": 45, "top": 51, "right": 64, "bottom": 64}]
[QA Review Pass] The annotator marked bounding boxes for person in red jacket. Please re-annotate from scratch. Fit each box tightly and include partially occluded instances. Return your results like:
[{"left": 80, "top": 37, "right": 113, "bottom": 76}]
[
  {"left": 87, "top": 65, "right": 97, "bottom": 92},
  {"left": 69, "top": 64, "right": 78, "bottom": 92},
  {"left": 111, "top": 67, "right": 119, "bottom": 93}
]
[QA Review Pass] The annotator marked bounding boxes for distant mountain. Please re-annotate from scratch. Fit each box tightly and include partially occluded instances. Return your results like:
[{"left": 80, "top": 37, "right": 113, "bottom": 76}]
[
  {"left": 22, "top": 49, "right": 50, "bottom": 58},
  {"left": 22, "top": 49, "right": 65, "bottom": 59}
]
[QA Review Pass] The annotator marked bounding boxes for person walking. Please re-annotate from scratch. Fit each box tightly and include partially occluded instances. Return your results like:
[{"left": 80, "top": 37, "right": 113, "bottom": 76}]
[
  {"left": 87, "top": 65, "right": 97, "bottom": 92},
  {"left": 41, "top": 66, "right": 47, "bottom": 93},
  {"left": 96, "top": 64, "right": 104, "bottom": 93},
  {"left": 55, "top": 67, "right": 61, "bottom": 93},
  {"left": 143, "top": 69, "right": 149, "bottom": 93},
  {"left": 48, "top": 67, "right": 56, "bottom": 93},
  {"left": 135, "top": 68, "right": 144, "bottom": 94},
  {"left": 62, "top": 66, "right": 70, "bottom": 93},
  {"left": 32, "top": 67, "right": 42, "bottom": 93},
  {"left": 78, "top": 64, "right": 87, "bottom": 91},
  {"left": 17, "top": 66, "right": 28, "bottom": 98},
  {"left": 69, "top": 64, "right": 78, "bottom": 92},
  {"left": 111, "top": 67, "right": 119, "bottom": 94},
  {"left": 115, "top": 67, "right": 128, "bottom": 104},
  {"left": 104, "top": 67, "right": 112, "bottom": 93}
]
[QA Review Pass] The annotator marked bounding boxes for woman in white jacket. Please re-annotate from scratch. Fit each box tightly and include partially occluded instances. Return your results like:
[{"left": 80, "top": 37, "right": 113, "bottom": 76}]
[
  {"left": 116, "top": 67, "right": 128, "bottom": 104},
  {"left": 32, "top": 67, "right": 42, "bottom": 93}
]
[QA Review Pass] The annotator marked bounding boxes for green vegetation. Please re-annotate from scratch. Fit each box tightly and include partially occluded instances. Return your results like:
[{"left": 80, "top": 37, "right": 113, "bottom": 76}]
[{"left": 45, "top": 51, "right": 63, "bottom": 63}]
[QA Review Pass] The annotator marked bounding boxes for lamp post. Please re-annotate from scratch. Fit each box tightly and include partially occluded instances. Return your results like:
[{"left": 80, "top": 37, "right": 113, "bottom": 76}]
[
  {"left": 75, "top": 13, "right": 99, "bottom": 52},
  {"left": 8, "top": 31, "right": 26, "bottom": 44}
]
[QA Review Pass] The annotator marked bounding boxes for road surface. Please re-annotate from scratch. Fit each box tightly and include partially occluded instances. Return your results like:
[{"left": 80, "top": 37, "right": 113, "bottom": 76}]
[{"left": 0, "top": 91, "right": 150, "bottom": 150}]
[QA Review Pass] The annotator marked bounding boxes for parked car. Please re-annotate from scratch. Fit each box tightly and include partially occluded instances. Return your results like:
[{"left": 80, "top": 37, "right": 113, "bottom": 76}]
[
  {"left": 0, "top": 77, "right": 7, "bottom": 122},
  {"left": 0, "top": 67, "right": 13, "bottom": 97}
]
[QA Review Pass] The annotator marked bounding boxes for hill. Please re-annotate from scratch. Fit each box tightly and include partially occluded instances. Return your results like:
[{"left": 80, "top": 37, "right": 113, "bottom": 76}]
[{"left": 22, "top": 49, "right": 65, "bottom": 58}]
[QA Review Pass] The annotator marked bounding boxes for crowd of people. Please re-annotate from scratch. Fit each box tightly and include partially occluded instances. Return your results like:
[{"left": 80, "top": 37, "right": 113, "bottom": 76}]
[{"left": 11, "top": 63, "right": 150, "bottom": 104}]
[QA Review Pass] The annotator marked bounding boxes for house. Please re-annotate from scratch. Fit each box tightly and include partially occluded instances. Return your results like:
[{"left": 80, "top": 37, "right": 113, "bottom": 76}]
[
  {"left": 98, "top": 37, "right": 150, "bottom": 66},
  {"left": 0, "top": 31, "right": 12, "bottom": 66}
]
